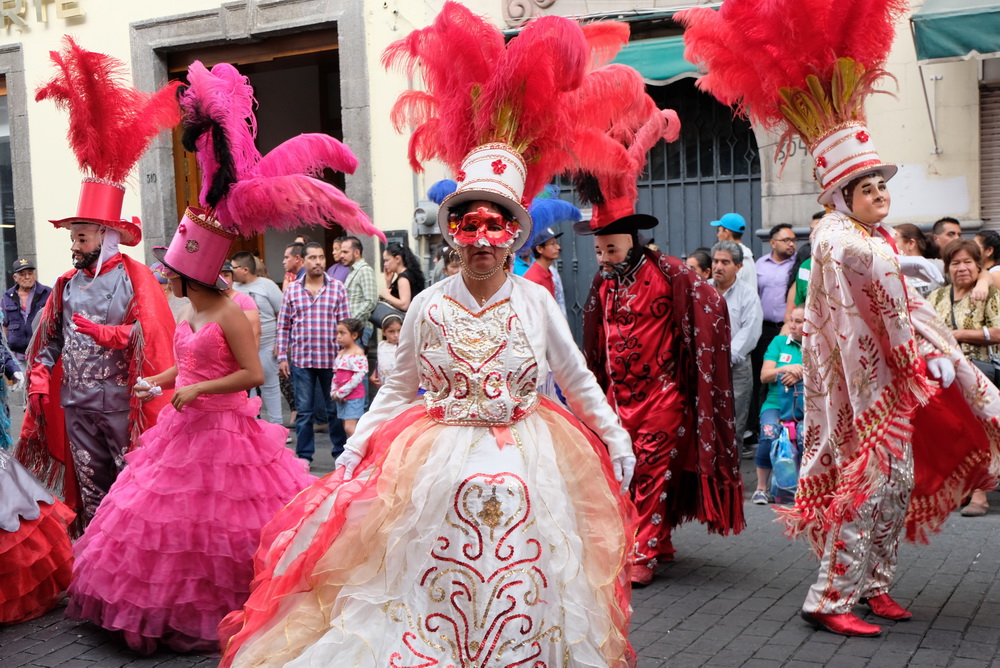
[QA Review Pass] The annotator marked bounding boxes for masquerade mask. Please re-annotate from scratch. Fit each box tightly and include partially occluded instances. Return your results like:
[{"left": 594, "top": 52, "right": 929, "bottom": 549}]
[
  {"left": 159, "top": 265, "right": 180, "bottom": 281},
  {"left": 449, "top": 207, "right": 520, "bottom": 248}
]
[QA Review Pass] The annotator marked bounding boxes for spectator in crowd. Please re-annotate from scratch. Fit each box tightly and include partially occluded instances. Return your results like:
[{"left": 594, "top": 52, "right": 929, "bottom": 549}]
[
  {"left": 711, "top": 240, "right": 763, "bottom": 458},
  {"left": 221, "top": 260, "right": 261, "bottom": 346},
  {"left": 150, "top": 262, "right": 190, "bottom": 324},
  {"left": 784, "top": 211, "right": 824, "bottom": 321},
  {"left": 751, "top": 224, "right": 797, "bottom": 436},
  {"left": 232, "top": 251, "right": 285, "bottom": 425},
  {"left": 926, "top": 238, "right": 1000, "bottom": 365},
  {"left": 282, "top": 242, "right": 305, "bottom": 288},
  {"left": 975, "top": 230, "right": 1000, "bottom": 290},
  {"left": 427, "top": 244, "right": 449, "bottom": 284},
  {"left": 523, "top": 228, "right": 563, "bottom": 306},
  {"left": 931, "top": 216, "right": 962, "bottom": 253},
  {"left": 441, "top": 249, "right": 462, "bottom": 278},
  {"left": 276, "top": 242, "right": 350, "bottom": 464},
  {"left": 711, "top": 212, "right": 756, "bottom": 290},
  {"left": 2, "top": 259, "right": 52, "bottom": 371},
  {"left": 926, "top": 239, "right": 1000, "bottom": 517},
  {"left": 330, "top": 317, "right": 368, "bottom": 439},
  {"left": 327, "top": 236, "right": 350, "bottom": 283},
  {"left": 294, "top": 234, "right": 312, "bottom": 246},
  {"left": 893, "top": 224, "right": 942, "bottom": 296},
  {"left": 379, "top": 242, "right": 426, "bottom": 313},
  {"left": 370, "top": 313, "right": 401, "bottom": 390},
  {"left": 339, "top": 236, "right": 378, "bottom": 347},
  {"left": 752, "top": 305, "right": 805, "bottom": 504},
  {"left": 685, "top": 248, "right": 712, "bottom": 280},
  {"left": 282, "top": 241, "right": 338, "bottom": 435}
]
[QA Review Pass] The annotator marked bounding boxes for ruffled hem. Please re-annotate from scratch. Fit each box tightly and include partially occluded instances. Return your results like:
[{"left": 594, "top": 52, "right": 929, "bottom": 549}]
[
  {"left": 68, "top": 408, "right": 314, "bottom": 653},
  {"left": 0, "top": 501, "right": 74, "bottom": 625},
  {"left": 220, "top": 398, "right": 636, "bottom": 668}
]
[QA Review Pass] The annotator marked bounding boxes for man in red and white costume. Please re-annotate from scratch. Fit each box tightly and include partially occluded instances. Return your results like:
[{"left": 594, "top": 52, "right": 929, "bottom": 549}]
[{"left": 680, "top": 0, "right": 1000, "bottom": 636}]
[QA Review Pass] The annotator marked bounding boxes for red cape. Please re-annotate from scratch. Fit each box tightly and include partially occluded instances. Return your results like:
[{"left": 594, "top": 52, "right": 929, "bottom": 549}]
[
  {"left": 583, "top": 249, "right": 745, "bottom": 535},
  {"left": 15, "top": 255, "right": 175, "bottom": 518}
]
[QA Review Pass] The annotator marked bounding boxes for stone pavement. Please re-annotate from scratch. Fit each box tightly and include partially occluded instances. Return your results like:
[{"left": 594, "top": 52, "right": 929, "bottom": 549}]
[{"left": 3, "top": 449, "right": 1000, "bottom": 666}]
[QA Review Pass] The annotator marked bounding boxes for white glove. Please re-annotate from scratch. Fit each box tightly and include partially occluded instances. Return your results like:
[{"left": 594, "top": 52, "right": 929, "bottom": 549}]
[
  {"left": 926, "top": 356, "right": 955, "bottom": 389},
  {"left": 898, "top": 255, "right": 944, "bottom": 285},
  {"left": 12, "top": 371, "right": 24, "bottom": 392},
  {"left": 335, "top": 449, "right": 364, "bottom": 480},
  {"left": 613, "top": 455, "right": 636, "bottom": 495}
]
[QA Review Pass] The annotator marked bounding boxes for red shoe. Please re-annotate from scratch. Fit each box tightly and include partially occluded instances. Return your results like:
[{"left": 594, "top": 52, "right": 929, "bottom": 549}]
[
  {"left": 800, "top": 611, "right": 881, "bottom": 637},
  {"left": 630, "top": 566, "right": 654, "bottom": 588},
  {"left": 861, "top": 593, "right": 912, "bottom": 621}
]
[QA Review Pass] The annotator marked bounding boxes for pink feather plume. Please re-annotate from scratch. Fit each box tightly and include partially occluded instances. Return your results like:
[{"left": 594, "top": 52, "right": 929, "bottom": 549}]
[
  {"left": 35, "top": 36, "right": 182, "bottom": 184},
  {"left": 179, "top": 60, "right": 380, "bottom": 241}
]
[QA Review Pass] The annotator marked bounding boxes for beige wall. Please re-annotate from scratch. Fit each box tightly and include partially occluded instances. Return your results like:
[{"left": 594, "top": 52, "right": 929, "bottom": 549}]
[
  {"left": 1, "top": 0, "right": 988, "bottom": 284},
  {"left": 1, "top": 1, "right": 218, "bottom": 285}
]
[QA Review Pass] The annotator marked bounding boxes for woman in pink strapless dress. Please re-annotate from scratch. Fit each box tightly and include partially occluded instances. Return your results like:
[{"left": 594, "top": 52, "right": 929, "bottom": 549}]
[{"left": 66, "top": 264, "right": 314, "bottom": 655}]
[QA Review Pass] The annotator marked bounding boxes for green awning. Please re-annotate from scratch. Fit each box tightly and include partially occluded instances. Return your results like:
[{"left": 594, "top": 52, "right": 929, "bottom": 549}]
[
  {"left": 611, "top": 35, "right": 699, "bottom": 85},
  {"left": 911, "top": 0, "right": 1000, "bottom": 63}
]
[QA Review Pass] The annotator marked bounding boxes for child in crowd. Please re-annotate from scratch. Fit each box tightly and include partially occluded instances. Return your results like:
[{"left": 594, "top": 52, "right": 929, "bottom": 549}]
[
  {"left": 331, "top": 318, "right": 368, "bottom": 437},
  {"left": 371, "top": 313, "right": 402, "bottom": 389}
]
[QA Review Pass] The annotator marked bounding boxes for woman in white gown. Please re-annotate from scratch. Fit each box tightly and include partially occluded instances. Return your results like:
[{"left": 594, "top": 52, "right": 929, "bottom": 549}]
[{"left": 220, "top": 144, "right": 638, "bottom": 668}]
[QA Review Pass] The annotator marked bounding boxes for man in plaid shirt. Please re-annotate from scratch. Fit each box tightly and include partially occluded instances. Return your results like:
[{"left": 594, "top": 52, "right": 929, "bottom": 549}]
[
  {"left": 339, "top": 236, "right": 377, "bottom": 346},
  {"left": 277, "top": 242, "right": 350, "bottom": 463}
]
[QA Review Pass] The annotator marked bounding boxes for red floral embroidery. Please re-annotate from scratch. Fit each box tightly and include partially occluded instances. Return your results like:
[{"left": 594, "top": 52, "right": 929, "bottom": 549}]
[
  {"left": 833, "top": 563, "right": 848, "bottom": 576},
  {"left": 856, "top": 130, "right": 870, "bottom": 142},
  {"left": 456, "top": 170, "right": 466, "bottom": 182},
  {"left": 828, "top": 590, "right": 841, "bottom": 601},
  {"left": 834, "top": 540, "right": 846, "bottom": 550},
  {"left": 491, "top": 159, "right": 506, "bottom": 175},
  {"left": 816, "top": 156, "right": 827, "bottom": 169}
]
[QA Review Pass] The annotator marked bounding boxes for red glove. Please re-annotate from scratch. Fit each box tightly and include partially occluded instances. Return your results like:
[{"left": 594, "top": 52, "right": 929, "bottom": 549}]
[
  {"left": 72, "top": 313, "right": 132, "bottom": 349},
  {"left": 27, "top": 363, "right": 50, "bottom": 415}
]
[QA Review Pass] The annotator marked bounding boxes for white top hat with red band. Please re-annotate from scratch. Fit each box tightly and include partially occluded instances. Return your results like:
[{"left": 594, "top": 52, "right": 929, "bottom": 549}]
[
  {"left": 811, "top": 122, "right": 897, "bottom": 205},
  {"left": 437, "top": 143, "right": 532, "bottom": 252}
]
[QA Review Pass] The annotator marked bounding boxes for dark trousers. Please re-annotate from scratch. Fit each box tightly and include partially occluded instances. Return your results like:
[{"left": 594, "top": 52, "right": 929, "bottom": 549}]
[
  {"left": 290, "top": 366, "right": 334, "bottom": 462},
  {"left": 749, "top": 320, "right": 784, "bottom": 439}
]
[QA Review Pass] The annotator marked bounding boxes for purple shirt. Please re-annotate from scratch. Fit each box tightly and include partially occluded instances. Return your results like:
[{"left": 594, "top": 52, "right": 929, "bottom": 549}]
[
  {"left": 275, "top": 276, "right": 350, "bottom": 369},
  {"left": 755, "top": 253, "right": 793, "bottom": 323},
  {"left": 327, "top": 263, "right": 350, "bottom": 283}
]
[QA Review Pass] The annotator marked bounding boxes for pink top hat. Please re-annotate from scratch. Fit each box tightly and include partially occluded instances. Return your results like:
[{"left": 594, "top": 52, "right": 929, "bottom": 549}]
[
  {"left": 49, "top": 178, "right": 143, "bottom": 246},
  {"left": 152, "top": 207, "right": 234, "bottom": 290}
]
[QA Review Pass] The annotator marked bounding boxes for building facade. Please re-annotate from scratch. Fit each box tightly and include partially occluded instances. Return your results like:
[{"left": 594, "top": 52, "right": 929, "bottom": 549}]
[{"left": 0, "top": 0, "right": 994, "bottom": 298}]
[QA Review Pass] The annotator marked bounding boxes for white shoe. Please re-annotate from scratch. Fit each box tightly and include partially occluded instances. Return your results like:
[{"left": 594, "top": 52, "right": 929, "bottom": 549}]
[{"left": 751, "top": 490, "right": 769, "bottom": 505}]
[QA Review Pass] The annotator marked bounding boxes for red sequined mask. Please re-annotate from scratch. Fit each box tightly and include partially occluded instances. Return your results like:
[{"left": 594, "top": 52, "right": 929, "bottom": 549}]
[{"left": 449, "top": 207, "right": 520, "bottom": 248}]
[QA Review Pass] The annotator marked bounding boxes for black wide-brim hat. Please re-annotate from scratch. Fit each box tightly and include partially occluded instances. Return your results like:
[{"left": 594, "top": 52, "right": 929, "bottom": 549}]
[{"left": 573, "top": 213, "right": 658, "bottom": 236}]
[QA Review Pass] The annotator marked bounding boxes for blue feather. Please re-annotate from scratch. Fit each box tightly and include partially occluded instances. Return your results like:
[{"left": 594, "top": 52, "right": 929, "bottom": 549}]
[
  {"left": 528, "top": 197, "right": 581, "bottom": 229},
  {"left": 427, "top": 179, "right": 457, "bottom": 205}
]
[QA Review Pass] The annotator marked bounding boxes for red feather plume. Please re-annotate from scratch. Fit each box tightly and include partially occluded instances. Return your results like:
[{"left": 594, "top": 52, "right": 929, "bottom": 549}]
[
  {"left": 675, "top": 0, "right": 907, "bottom": 131},
  {"left": 35, "top": 36, "right": 182, "bottom": 184}
]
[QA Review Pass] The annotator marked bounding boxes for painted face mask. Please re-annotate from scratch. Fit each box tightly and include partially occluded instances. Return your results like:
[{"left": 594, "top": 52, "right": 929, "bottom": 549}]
[{"left": 449, "top": 207, "right": 520, "bottom": 248}]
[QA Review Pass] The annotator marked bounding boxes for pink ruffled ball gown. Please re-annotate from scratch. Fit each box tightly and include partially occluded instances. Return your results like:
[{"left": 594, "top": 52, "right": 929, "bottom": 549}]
[{"left": 66, "top": 320, "right": 314, "bottom": 654}]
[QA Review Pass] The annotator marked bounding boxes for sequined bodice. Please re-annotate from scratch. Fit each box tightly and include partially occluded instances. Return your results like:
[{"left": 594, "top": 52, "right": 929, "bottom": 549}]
[
  {"left": 418, "top": 296, "right": 539, "bottom": 425},
  {"left": 174, "top": 321, "right": 245, "bottom": 411}
]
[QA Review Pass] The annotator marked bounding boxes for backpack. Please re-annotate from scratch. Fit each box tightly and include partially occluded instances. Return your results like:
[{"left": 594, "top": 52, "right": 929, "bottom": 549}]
[{"left": 770, "top": 426, "right": 799, "bottom": 501}]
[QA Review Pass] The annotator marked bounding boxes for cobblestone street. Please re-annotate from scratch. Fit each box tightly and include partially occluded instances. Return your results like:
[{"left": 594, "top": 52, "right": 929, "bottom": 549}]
[{"left": 3, "top": 447, "right": 999, "bottom": 667}]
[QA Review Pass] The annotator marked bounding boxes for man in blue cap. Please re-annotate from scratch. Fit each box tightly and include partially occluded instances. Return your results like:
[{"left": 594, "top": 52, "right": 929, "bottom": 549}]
[{"left": 711, "top": 213, "right": 757, "bottom": 291}]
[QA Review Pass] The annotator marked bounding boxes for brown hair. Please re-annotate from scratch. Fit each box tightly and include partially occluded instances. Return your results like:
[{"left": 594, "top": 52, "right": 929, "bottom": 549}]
[
  {"left": 941, "top": 238, "right": 983, "bottom": 276},
  {"left": 893, "top": 224, "right": 931, "bottom": 258}
]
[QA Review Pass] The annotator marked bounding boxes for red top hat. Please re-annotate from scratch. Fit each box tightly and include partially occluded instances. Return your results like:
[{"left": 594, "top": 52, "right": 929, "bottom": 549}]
[{"left": 49, "top": 178, "right": 142, "bottom": 246}]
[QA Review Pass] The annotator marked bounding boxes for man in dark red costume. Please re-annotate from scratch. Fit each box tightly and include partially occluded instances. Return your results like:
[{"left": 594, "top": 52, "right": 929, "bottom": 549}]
[{"left": 582, "top": 197, "right": 745, "bottom": 585}]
